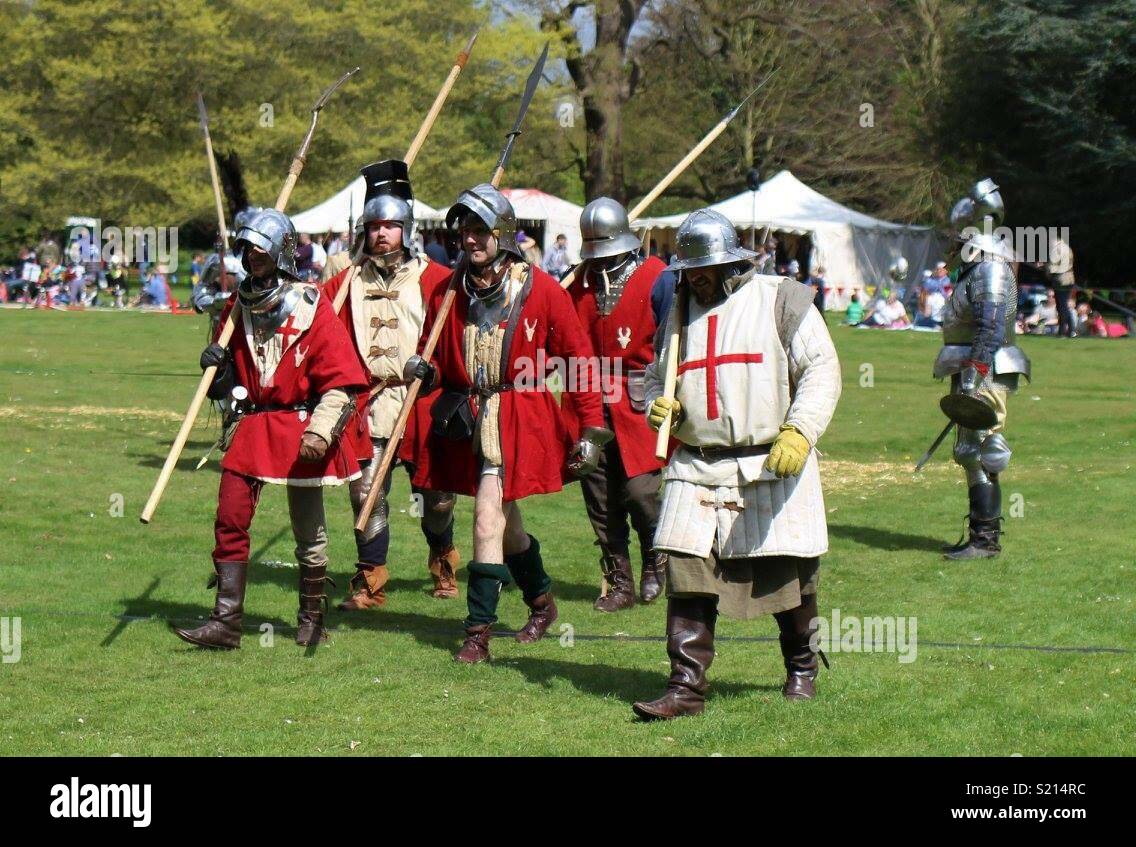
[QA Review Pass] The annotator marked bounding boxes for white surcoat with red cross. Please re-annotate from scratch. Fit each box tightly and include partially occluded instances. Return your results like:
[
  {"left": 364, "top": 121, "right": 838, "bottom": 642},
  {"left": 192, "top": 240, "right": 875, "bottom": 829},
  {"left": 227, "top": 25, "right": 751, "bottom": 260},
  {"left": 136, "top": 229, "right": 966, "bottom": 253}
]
[{"left": 645, "top": 274, "right": 842, "bottom": 559}]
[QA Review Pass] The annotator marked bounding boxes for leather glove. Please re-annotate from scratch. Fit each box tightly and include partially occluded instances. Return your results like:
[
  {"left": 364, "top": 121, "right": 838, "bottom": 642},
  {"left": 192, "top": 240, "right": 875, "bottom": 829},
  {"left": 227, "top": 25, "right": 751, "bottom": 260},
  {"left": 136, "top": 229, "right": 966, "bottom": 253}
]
[
  {"left": 764, "top": 424, "right": 811, "bottom": 478},
  {"left": 299, "top": 432, "right": 329, "bottom": 463},
  {"left": 200, "top": 343, "right": 229, "bottom": 371},
  {"left": 567, "top": 426, "right": 614, "bottom": 477},
  {"left": 403, "top": 354, "right": 436, "bottom": 390},
  {"left": 647, "top": 397, "right": 682, "bottom": 432}
]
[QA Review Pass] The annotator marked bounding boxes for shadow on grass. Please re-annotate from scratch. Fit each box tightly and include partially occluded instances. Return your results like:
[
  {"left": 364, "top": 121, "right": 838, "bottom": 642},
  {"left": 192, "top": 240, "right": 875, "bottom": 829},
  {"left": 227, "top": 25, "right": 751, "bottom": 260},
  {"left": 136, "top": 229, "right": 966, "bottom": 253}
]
[{"left": 828, "top": 522, "right": 945, "bottom": 553}]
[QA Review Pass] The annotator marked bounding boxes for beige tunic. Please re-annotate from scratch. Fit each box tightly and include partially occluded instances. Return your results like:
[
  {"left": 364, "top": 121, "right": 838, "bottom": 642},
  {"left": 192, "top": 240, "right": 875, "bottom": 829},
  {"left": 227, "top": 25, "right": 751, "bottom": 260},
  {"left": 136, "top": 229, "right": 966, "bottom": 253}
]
[{"left": 347, "top": 256, "right": 431, "bottom": 439}]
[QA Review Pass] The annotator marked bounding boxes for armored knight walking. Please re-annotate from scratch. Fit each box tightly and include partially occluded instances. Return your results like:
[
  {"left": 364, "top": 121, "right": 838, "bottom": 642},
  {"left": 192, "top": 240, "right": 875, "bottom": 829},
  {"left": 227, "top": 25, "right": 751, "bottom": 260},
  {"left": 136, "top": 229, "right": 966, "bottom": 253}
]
[{"left": 935, "top": 178, "right": 1030, "bottom": 559}]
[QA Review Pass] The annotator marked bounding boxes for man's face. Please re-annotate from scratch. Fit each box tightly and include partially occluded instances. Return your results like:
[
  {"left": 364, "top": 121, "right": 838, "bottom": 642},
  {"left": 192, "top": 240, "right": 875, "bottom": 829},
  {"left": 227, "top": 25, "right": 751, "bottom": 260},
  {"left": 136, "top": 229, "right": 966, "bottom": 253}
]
[
  {"left": 685, "top": 266, "right": 723, "bottom": 306},
  {"left": 460, "top": 220, "right": 498, "bottom": 267},
  {"left": 245, "top": 246, "right": 275, "bottom": 278},
  {"left": 556, "top": 236, "right": 566, "bottom": 248},
  {"left": 934, "top": 266, "right": 947, "bottom": 278},
  {"left": 366, "top": 221, "right": 404, "bottom": 255}
]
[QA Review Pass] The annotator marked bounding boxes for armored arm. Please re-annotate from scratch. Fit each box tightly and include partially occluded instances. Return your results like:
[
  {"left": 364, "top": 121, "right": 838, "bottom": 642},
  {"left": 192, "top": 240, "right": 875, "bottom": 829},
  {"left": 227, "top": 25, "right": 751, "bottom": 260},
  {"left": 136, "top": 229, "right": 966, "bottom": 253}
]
[{"left": 305, "top": 389, "right": 357, "bottom": 447}]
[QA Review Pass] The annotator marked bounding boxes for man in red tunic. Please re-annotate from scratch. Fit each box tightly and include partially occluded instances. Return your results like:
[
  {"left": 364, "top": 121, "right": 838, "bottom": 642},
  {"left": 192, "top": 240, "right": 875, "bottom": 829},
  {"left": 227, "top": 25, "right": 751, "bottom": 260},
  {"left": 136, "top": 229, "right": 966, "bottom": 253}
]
[
  {"left": 404, "top": 183, "right": 610, "bottom": 663},
  {"left": 563, "top": 198, "right": 675, "bottom": 611},
  {"left": 322, "top": 160, "right": 460, "bottom": 609},
  {"left": 173, "top": 209, "right": 368, "bottom": 650}
]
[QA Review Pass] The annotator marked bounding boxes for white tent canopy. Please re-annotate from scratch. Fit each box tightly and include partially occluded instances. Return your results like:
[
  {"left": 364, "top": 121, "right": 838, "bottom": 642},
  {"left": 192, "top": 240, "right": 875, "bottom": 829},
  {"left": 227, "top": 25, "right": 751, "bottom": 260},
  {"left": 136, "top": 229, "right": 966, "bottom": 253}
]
[
  {"left": 634, "top": 170, "right": 947, "bottom": 308},
  {"left": 496, "top": 188, "right": 583, "bottom": 264},
  {"left": 290, "top": 176, "right": 444, "bottom": 235}
]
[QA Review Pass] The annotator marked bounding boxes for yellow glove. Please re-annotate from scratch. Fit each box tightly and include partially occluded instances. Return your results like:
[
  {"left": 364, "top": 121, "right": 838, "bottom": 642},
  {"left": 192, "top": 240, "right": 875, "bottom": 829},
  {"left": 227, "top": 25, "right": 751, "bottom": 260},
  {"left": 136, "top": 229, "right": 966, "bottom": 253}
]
[
  {"left": 765, "top": 425, "right": 811, "bottom": 478},
  {"left": 648, "top": 397, "right": 682, "bottom": 432}
]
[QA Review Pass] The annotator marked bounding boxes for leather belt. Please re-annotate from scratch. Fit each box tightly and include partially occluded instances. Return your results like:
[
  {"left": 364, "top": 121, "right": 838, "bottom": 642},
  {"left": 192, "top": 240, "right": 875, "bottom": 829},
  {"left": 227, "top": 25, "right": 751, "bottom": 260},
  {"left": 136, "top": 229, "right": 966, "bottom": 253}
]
[
  {"left": 248, "top": 401, "right": 316, "bottom": 414},
  {"left": 368, "top": 376, "right": 407, "bottom": 395},
  {"left": 467, "top": 382, "right": 515, "bottom": 400},
  {"left": 686, "top": 443, "right": 772, "bottom": 460}
]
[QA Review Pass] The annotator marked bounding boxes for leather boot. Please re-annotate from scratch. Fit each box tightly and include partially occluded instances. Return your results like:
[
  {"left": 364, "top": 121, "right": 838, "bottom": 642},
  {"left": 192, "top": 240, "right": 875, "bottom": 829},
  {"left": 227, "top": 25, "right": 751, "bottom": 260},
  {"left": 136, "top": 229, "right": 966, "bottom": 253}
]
[
  {"left": 639, "top": 550, "right": 667, "bottom": 604},
  {"left": 427, "top": 544, "right": 461, "bottom": 599},
  {"left": 594, "top": 554, "right": 635, "bottom": 612},
  {"left": 336, "top": 564, "right": 389, "bottom": 610},
  {"left": 173, "top": 561, "right": 247, "bottom": 649},
  {"left": 515, "top": 593, "right": 558, "bottom": 643},
  {"left": 944, "top": 480, "right": 1002, "bottom": 560},
  {"left": 454, "top": 624, "right": 492, "bottom": 663},
  {"left": 632, "top": 596, "right": 717, "bottom": 720},
  {"left": 296, "top": 564, "right": 332, "bottom": 646},
  {"left": 775, "top": 593, "right": 823, "bottom": 700}
]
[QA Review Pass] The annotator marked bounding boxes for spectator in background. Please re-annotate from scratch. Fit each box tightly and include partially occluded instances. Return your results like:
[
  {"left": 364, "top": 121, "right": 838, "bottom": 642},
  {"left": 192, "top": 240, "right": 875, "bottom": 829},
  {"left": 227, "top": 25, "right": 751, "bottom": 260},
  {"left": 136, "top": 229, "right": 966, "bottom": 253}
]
[
  {"left": 861, "top": 290, "right": 911, "bottom": 328},
  {"left": 805, "top": 265, "right": 826, "bottom": 312},
  {"left": 542, "top": 232, "right": 571, "bottom": 279},
  {"left": 787, "top": 259, "right": 802, "bottom": 281},
  {"left": 755, "top": 237, "right": 777, "bottom": 274},
  {"left": 309, "top": 235, "right": 326, "bottom": 280},
  {"left": 1044, "top": 234, "right": 1075, "bottom": 337},
  {"left": 326, "top": 231, "right": 348, "bottom": 257},
  {"left": 190, "top": 253, "right": 205, "bottom": 285},
  {"left": 19, "top": 252, "right": 42, "bottom": 304},
  {"left": 295, "top": 232, "right": 315, "bottom": 279},
  {"left": 517, "top": 229, "right": 542, "bottom": 267},
  {"left": 1024, "top": 289, "right": 1060, "bottom": 335},
  {"left": 424, "top": 231, "right": 450, "bottom": 266},
  {"left": 844, "top": 293, "right": 864, "bottom": 325},
  {"left": 925, "top": 261, "right": 950, "bottom": 294},
  {"left": 139, "top": 264, "right": 169, "bottom": 308}
]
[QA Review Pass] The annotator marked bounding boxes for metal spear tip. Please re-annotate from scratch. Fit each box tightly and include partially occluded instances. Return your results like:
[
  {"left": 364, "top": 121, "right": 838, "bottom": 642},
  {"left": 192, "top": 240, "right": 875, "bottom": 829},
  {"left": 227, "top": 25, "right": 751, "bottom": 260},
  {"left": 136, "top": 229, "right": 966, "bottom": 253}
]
[
  {"left": 464, "top": 27, "right": 480, "bottom": 53},
  {"left": 727, "top": 68, "right": 778, "bottom": 119},
  {"left": 314, "top": 67, "right": 361, "bottom": 112}
]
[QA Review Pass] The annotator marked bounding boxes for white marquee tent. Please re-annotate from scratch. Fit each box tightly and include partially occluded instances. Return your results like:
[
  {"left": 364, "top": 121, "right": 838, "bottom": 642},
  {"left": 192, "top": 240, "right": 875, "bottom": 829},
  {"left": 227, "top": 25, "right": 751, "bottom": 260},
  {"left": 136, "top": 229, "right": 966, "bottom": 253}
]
[
  {"left": 292, "top": 181, "right": 585, "bottom": 264},
  {"left": 290, "top": 176, "right": 444, "bottom": 236},
  {"left": 634, "top": 170, "right": 947, "bottom": 308}
]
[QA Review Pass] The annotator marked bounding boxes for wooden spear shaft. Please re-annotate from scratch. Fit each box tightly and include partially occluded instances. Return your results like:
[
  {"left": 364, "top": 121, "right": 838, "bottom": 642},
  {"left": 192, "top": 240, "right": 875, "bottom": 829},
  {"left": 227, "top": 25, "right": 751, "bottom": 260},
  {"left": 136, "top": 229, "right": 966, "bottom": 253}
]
[
  {"left": 332, "top": 31, "right": 479, "bottom": 317},
  {"left": 654, "top": 283, "right": 687, "bottom": 460}
]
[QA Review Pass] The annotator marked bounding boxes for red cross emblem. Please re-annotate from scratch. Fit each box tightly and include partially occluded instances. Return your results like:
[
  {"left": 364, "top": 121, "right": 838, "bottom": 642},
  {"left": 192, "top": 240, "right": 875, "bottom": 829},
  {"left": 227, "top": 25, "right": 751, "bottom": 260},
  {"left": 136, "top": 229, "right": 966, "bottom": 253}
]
[
  {"left": 677, "top": 315, "right": 763, "bottom": 420},
  {"left": 276, "top": 315, "right": 301, "bottom": 346}
]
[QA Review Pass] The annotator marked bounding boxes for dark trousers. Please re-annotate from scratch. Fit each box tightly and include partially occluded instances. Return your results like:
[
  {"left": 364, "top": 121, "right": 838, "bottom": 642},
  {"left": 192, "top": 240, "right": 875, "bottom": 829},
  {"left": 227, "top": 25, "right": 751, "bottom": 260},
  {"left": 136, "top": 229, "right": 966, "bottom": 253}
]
[
  {"left": 1055, "top": 286, "right": 1073, "bottom": 337},
  {"left": 578, "top": 438, "right": 661, "bottom": 562}
]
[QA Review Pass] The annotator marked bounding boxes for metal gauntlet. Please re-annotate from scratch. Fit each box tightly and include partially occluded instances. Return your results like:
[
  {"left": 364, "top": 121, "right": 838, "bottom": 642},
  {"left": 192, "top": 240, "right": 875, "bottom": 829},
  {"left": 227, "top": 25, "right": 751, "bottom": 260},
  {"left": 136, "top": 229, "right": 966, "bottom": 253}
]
[
  {"left": 567, "top": 426, "right": 615, "bottom": 477},
  {"left": 403, "top": 354, "right": 436, "bottom": 391}
]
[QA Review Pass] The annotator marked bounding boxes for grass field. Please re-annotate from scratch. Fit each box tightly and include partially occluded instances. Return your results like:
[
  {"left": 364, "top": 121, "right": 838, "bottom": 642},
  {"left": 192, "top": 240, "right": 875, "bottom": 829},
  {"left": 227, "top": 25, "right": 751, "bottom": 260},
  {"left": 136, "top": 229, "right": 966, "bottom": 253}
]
[{"left": 1, "top": 306, "right": 1133, "bottom": 756}]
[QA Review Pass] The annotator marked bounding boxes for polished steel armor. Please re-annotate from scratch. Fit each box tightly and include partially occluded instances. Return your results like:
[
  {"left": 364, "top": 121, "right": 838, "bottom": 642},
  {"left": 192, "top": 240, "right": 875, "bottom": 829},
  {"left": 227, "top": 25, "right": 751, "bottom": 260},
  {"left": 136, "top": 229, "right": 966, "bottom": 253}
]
[
  {"left": 359, "top": 160, "right": 416, "bottom": 252},
  {"left": 935, "top": 258, "right": 1030, "bottom": 381},
  {"left": 579, "top": 197, "right": 641, "bottom": 260},
  {"left": 446, "top": 183, "right": 520, "bottom": 258},
  {"left": 666, "top": 208, "right": 757, "bottom": 272},
  {"left": 235, "top": 208, "right": 300, "bottom": 280}
]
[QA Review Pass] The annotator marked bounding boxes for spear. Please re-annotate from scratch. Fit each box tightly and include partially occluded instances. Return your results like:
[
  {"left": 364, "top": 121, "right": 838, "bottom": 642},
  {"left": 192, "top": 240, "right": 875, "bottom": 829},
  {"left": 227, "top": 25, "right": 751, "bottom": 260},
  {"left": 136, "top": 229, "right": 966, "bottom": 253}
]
[
  {"left": 354, "top": 42, "right": 549, "bottom": 534},
  {"left": 333, "top": 30, "right": 480, "bottom": 316},
  {"left": 562, "top": 71, "right": 776, "bottom": 289},
  {"left": 195, "top": 92, "right": 231, "bottom": 292},
  {"left": 141, "top": 69, "right": 358, "bottom": 524}
]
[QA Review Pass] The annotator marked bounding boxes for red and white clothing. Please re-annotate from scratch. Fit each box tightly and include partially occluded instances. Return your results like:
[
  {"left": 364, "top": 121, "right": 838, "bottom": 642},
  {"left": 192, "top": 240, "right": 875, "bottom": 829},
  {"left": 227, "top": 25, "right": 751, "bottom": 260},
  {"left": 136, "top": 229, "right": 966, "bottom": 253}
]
[
  {"left": 563, "top": 256, "right": 673, "bottom": 478},
  {"left": 406, "top": 261, "right": 605, "bottom": 502},
  {"left": 646, "top": 274, "right": 842, "bottom": 559},
  {"left": 215, "top": 284, "right": 369, "bottom": 486},
  {"left": 322, "top": 255, "right": 451, "bottom": 463}
]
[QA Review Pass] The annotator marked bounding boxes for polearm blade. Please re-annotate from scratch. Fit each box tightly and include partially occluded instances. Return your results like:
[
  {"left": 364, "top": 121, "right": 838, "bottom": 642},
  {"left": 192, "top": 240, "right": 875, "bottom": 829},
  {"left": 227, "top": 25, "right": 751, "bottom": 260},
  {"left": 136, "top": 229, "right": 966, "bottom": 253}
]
[
  {"left": 354, "top": 43, "right": 547, "bottom": 535},
  {"left": 274, "top": 66, "right": 360, "bottom": 211},
  {"left": 490, "top": 41, "right": 549, "bottom": 187},
  {"left": 195, "top": 92, "right": 231, "bottom": 290},
  {"left": 563, "top": 70, "right": 777, "bottom": 289},
  {"left": 914, "top": 421, "right": 956, "bottom": 473}
]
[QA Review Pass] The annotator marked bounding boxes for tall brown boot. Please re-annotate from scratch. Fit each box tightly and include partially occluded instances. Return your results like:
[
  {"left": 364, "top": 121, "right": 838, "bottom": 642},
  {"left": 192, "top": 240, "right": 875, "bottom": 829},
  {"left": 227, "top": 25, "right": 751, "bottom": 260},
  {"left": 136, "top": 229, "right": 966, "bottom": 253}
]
[
  {"left": 515, "top": 593, "right": 558, "bottom": 643},
  {"left": 172, "top": 561, "right": 247, "bottom": 650},
  {"left": 427, "top": 544, "right": 461, "bottom": 599},
  {"left": 639, "top": 550, "right": 667, "bottom": 604},
  {"left": 454, "top": 624, "right": 492, "bottom": 663},
  {"left": 774, "top": 593, "right": 824, "bottom": 700},
  {"left": 594, "top": 554, "right": 636, "bottom": 612},
  {"left": 632, "top": 596, "right": 718, "bottom": 720},
  {"left": 336, "top": 564, "right": 389, "bottom": 611},
  {"left": 296, "top": 564, "right": 332, "bottom": 646}
]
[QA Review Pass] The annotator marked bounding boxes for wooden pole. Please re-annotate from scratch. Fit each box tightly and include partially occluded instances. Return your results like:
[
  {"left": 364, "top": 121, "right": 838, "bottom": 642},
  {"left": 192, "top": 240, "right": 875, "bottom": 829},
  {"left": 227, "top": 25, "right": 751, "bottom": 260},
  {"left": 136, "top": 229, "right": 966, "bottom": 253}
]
[
  {"left": 333, "top": 32, "right": 479, "bottom": 317},
  {"left": 654, "top": 285, "right": 686, "bottom": 461}
]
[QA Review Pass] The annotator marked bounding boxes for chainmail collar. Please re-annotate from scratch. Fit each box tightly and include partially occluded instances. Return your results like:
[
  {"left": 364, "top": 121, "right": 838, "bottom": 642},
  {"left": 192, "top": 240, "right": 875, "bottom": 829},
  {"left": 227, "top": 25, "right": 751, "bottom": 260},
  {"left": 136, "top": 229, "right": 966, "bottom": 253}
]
[
  {"left": 587, "top": 253, "right": 641, "bottom": 315},
  {"left": 464, "top": 253, "right": 512, "bottom": 304}
]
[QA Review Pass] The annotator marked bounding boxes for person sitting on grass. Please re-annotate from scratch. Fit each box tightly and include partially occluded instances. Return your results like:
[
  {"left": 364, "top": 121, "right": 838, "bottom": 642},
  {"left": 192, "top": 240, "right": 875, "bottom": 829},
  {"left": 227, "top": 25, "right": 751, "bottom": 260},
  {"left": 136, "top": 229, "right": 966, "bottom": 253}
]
[
  {"left": 844, "top": 292, "right": 864, "bottom": 324},
  {"left": 861, "top": 290, "right": 911, "bottom": 328},
  {"left": 1024, "top": 289, "right": 1060, "bottom": 335}
]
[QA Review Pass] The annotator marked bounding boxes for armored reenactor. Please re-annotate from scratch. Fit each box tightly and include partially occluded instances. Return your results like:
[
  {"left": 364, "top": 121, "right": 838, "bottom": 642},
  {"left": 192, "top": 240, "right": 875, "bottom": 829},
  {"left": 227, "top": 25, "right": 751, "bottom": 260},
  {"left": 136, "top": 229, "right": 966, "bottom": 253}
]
[
  {"left": 563, "top": 198, "right": 674, "bottom": 611},
  {"left": 173, "top": 209, "right": 368, "bottom": 650},
  {"left": 935, "top": 178, "right": 1030, "bottom": 559},
  {"left": 404, "top": 183, "right": 610, "bottom": 663},
  {"left": 322, "top": 160, "right": 460, "bottom": 609},
  {"left": 633, "top": 209, "right": 842, "bottom": 720}
]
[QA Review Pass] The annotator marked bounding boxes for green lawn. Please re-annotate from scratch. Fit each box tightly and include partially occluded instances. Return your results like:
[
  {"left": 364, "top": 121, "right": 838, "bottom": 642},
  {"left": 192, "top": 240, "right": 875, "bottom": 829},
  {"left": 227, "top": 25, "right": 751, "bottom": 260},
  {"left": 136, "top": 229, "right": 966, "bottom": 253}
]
[{"left": 0, "top": 307, "right": 1133, "bottom": 756}]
